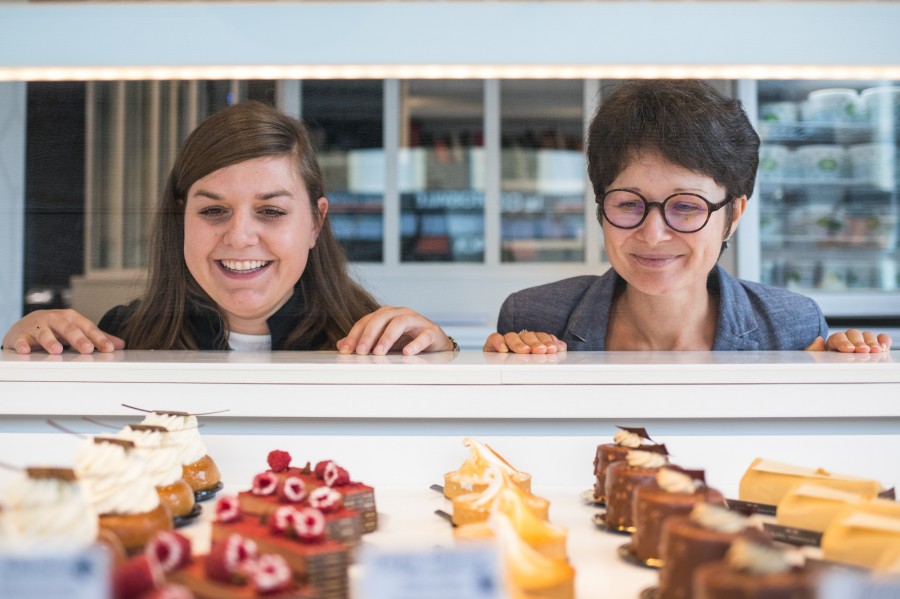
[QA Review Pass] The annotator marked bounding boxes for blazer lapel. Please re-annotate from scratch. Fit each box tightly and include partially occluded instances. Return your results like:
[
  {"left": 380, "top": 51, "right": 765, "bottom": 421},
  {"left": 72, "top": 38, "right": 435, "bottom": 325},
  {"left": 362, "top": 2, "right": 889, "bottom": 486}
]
[{"left": 711, "top": 266, "right": 761, "bottom": 351}]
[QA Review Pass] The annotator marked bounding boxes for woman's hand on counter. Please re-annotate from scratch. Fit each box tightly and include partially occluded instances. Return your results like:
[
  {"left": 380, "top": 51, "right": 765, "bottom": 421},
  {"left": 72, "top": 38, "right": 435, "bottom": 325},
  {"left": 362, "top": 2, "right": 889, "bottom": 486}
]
[
  {"left": 337, "top": 306, "right": 455, "bottom": 356},
  {"left": 483, "top": 331, "right": 567, "bottom": 354},
  {"left": 806, "top": 329, "right": 893, "bottom": 353},
  {"left": 1, "top": 309, "right": 125, "bottom": 355}
]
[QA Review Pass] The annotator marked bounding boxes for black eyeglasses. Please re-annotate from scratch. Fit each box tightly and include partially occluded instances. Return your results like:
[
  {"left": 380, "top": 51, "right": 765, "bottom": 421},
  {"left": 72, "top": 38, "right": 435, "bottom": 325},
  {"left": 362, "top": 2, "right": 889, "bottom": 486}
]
[{"left": 599, "top": 189, "right": 735, "bottom": 233}]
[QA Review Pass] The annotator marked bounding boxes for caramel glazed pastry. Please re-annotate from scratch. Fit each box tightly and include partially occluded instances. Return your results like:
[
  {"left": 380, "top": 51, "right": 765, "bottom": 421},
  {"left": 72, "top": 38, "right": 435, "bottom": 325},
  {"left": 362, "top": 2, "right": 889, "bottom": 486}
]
[
  {"left": 140, "top": 411, "right": 221, "bottom": 494},
  {"left": 74, "top": 436, "right": 172, "bottom": 552},
  {"left": 116, "top": 424, "right": 196, "bottom": 518}
]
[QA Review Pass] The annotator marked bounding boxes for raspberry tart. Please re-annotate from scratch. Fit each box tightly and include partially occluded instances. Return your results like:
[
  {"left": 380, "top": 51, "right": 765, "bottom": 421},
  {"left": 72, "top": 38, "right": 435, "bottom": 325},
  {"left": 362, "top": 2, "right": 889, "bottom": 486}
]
[
  {"left": 211, "top": 496, "right": 350, "bottom": 599},
  {"left": 240, "top": 450, "right": 375, "bottom": 534}
]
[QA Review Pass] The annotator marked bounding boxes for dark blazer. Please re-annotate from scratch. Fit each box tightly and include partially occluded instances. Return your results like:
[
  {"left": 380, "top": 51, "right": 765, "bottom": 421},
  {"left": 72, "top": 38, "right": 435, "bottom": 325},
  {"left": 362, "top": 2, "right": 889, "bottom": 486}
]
[
  {"left": 497, "top": 265, "right": 828, "bottom": 351},
  {"left": 98, "top": 285, "right": 324, "bottom": 350}
]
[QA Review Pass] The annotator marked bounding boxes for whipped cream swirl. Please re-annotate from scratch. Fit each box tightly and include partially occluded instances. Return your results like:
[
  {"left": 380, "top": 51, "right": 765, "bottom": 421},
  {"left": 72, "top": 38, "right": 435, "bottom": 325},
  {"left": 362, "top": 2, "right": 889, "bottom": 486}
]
[
  {"left": 140, "top": 413, "right": 207, "bottom": 465},
  {"left": 613, "top": 430, "right": 643, "bottom": 448},
  {"left": 0, "top": 472, "right": 98, "bottom": 552},
  {"left": 116, "top": 426, "right": 184, "bottom": 486},
  {"left": 626, "top": 450, "right": 667, "bottom": 469},
  {"left": 74, "top": 439, "right": 161, "bottom": 515},
  {"left": 657, "top": 467, "right": 702, "bottom": 494},
  {"left": 727, "top": 538, "right": 798, "bottom": 574},
  {"left": 690, "top": 502, "right": 747, "bottom": 534}
]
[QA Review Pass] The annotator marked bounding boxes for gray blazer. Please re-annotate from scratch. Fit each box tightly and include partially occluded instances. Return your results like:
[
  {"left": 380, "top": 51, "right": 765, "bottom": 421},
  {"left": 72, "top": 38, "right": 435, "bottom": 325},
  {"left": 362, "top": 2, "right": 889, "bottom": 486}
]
[{"left": 497, "top": 265, "right": 828, "bottom": 351}]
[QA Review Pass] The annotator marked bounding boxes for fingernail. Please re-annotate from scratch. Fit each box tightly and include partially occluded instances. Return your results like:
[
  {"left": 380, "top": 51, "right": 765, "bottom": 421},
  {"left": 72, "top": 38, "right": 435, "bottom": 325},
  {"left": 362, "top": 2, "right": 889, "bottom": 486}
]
[
  {"left": 500, "top": 343, "right": 508, "bottom": 352},
  {"left": 357, "top": 344, "right": 368, "bottom": 354},
  {"left": 374, "top": 344, "right": 385, "bottom": 355}
]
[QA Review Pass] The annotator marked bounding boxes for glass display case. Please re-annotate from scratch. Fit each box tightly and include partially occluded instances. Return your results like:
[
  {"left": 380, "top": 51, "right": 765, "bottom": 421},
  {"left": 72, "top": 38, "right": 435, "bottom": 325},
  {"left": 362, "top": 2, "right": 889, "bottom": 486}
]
[
  {"left": 302, "top": 80, "right": 384, "bottom": 262},
  {"left": 754, "top": 80, "right": 900, "bottom": 318},
  {"left": 500, "top": 80, "right": 586, "bottom": 262},
  {"left": 399, "top": 80, "right": 485, "bottom": 262}
]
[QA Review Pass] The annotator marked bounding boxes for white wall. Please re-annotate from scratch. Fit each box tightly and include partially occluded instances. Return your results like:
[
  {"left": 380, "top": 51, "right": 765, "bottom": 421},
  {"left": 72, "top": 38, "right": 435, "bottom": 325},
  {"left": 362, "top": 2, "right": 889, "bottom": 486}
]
[{"left": 0, "top": 82, "right": 25, "bottom": 339}]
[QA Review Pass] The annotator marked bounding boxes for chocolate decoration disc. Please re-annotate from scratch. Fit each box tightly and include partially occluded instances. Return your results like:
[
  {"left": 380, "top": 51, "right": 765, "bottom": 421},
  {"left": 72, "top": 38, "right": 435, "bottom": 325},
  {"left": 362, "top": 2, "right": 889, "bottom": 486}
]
[
  {"left": 193, "top": 481, "right": 224, "bottom": 502},
  {"left": 640, "top": 587, "right": 660, "bottom": 599},
  {"left": 173, "top": 503, "right": 202, "bottom": 528},
  {"left": 93, "top": 437, "right": 135, "bottom": 450},
  {"left": 580, "top": 488, "right": 605, "bottom": 506},
  {"left": 592, "top": 511, "right": 634, "bottom": 535},
  {"left": 617, "top": 542, "right": 663, "bottom": 569},
  {"left": 25, "top": 467, "right": 76, "bottom": 481},
  {"left": 128, "top": 424, "right": 169, "bottom": 433}
]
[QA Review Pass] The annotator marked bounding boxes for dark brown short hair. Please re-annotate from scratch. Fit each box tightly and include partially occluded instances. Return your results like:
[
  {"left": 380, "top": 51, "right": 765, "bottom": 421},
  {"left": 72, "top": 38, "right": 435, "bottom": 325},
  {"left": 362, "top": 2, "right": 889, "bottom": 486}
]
[
  {"left": 123, "top": 101, "right": 378, "bottom": 349},
  {"left": 587, "top": 80, "right": 759, "bottom": 235}
]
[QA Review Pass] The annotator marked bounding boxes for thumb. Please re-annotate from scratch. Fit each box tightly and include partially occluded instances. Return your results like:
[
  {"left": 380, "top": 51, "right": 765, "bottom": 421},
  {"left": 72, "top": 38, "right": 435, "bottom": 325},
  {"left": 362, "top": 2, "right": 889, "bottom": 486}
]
[{"left": 805, "top": 336, "right": 825, "bottom": 351}]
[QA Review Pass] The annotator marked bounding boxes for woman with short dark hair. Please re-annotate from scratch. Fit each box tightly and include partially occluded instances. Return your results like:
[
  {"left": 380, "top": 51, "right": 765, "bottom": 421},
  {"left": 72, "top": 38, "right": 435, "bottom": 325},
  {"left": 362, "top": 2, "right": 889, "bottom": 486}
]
[{"left": 485, "top": 80, "right": 891, "bottom": 354}]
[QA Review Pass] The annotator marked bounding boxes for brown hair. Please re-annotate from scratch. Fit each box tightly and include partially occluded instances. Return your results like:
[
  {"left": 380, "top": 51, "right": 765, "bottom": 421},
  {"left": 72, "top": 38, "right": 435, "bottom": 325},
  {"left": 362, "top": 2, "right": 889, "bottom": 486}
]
[
  {"left": 122, "top": 101, "right": 379, "bottom": 349},
  {"left": 586, "top": 80, "right": 760, "bottom": 238}
]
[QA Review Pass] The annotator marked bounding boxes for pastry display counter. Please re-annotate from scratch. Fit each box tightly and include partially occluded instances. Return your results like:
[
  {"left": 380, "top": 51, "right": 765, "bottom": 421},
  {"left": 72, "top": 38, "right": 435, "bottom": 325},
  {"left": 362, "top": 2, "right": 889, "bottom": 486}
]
[
  {"left": 1, "top": 349, "right": 898, "bottom": 492},
  {"left": 1, "top": 349, "right": 898, "bottom": 598}
]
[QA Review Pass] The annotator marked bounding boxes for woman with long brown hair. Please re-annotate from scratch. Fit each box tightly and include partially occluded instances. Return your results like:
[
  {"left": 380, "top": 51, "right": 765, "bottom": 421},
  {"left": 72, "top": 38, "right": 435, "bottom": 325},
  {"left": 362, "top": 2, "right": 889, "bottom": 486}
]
[{"left": 4, "top": 101, "right": 454, "bottom": 355}]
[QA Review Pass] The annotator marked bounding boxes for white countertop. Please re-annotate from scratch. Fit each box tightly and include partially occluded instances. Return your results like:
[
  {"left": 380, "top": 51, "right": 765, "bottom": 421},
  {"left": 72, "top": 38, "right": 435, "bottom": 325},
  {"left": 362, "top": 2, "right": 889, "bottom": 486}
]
[{"left": 2, "top": 349, "right": 898, "bottom": 505}]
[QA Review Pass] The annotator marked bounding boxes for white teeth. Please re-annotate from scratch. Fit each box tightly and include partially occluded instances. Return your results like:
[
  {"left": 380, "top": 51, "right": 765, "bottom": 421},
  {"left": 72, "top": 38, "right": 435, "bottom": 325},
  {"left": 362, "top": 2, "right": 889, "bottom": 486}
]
[{"left": 220, "top": 260, "right": 269, "bottom": 272}]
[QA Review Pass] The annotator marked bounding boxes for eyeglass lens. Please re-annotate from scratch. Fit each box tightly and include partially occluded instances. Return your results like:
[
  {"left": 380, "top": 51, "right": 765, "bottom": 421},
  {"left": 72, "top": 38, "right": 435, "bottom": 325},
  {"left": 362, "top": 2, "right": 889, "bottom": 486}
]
[{"left": 602, "top": 190, "right": 711, "bottom": 233}]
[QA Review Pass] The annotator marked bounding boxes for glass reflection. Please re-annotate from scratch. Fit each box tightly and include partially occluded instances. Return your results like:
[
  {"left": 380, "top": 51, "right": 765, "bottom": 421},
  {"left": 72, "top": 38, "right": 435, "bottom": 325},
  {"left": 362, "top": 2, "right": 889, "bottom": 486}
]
[
  {"left": 500, "top": 80, "right": 585, "bottom": 262},
  {"left": 303, "top": 80, "right": 384, "bottom": 262},
  {"left": 400, "top": 80, "right": 485, "bottom": 262}
]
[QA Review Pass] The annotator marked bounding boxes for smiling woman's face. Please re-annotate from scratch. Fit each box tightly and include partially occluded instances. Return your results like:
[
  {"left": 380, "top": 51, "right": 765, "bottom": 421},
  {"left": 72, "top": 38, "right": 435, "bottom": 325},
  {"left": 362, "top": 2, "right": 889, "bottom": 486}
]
[
  {"left": 183, "top": 155, "right": 327, "bottom": 335},
  {"left": 602, "top": 151, "right": 744, "bottom": 299}
]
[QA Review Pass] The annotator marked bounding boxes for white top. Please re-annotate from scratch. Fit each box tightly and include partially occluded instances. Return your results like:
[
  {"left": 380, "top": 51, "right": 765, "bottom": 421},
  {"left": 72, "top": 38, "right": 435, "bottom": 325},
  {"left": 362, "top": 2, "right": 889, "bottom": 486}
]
[{"left": 227, "top": 331, "right": 271, "bottom": 352}]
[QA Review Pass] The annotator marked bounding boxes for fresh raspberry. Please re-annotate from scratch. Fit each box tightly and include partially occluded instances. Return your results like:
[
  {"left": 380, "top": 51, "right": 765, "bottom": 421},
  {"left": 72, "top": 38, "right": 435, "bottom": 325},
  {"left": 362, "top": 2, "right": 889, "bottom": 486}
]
[
  {"left": 205, "top": 534, "right": 257, "bottom": 584},
  {"left": 249, "top": 554, "right": 292, "bottom": 594},
  {"left": 145, "top": 531, "right": 191, "bottom": 574},
  {"left": 308, "top": 486, "right": 343, "bottom": 513},
  {"left": 268, "top": 505, "right": 298, "bottom": 535},
  {"left": 138, "top": 584, "right": 195, "bottom": 599},
  {"left": 323, "top": 462, "right": 351, "bottom": 487},
  {"left": 313, "top": 460, "right": 333, "bottom": 479},
  {"left": 214, "top": 496, "right": 241, "bottom": 523},
  {"left": 276, "top": 476, "right": 307, "bottom": 503},
  {"left": 252, "top": 471, "right": 278, "bottom": 496},
  {"left": 113, "top": 554, "right": 163, "bottom": 599},
  {"left": 293, "top": 507, "right": 326, "bottom": 541},
  {"left": 266, "top": 450, "right": 292, "bottom": 473}
]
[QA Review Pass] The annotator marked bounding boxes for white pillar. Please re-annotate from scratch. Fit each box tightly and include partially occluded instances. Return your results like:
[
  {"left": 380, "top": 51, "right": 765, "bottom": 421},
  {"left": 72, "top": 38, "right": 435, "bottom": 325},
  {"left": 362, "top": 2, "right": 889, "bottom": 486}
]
[{"left": 0, "top": 82, "right": 26, "bottom": 339}]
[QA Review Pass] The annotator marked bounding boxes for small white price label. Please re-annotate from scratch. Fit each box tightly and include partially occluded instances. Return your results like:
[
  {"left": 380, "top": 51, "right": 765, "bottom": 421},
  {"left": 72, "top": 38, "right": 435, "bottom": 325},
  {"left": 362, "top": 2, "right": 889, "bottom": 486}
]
[
  {"left": 358, "top": 544, "right": 505, "bottom": 599},
  {"left": 818, "top": 570, "right": 900, "bottom": 599},
  {"left": 0, "top": 546, "right": 110, "bottom": 599}
]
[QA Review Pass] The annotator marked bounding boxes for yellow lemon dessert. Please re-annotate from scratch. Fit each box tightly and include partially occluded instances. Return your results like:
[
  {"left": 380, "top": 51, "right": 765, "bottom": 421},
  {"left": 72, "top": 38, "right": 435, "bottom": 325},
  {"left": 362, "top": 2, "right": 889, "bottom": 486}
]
[
  {"left": 452, "top": 468, "right": 549, "bottom": 527},
  {"left": 444, "top": 437, "right": 531, "bottom": 499},
  {"left": 455, "top": 487, "right": 568, "bottom": 560}
]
